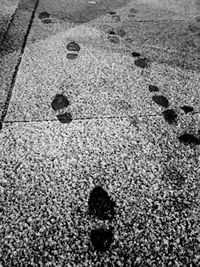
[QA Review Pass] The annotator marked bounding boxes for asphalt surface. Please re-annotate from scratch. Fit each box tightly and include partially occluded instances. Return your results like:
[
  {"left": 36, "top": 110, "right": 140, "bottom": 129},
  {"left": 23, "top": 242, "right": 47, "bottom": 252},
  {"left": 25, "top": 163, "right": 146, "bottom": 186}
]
[{"left": 0, "top": 0, "right": 200, "bottom": 266}]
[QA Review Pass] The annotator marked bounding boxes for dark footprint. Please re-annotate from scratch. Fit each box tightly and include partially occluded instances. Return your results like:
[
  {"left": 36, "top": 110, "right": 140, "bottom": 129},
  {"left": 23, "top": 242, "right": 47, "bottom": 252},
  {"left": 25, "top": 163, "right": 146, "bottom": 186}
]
[
  {"left": 88, "top": 186, "right": 116, "bottom": 220},
  {"left": 108, "top": 11, "right": 116, "bottom": 15},
  {"left": 112, "top": 15, "right": 121, "bottom": 21},
  {"left": 67, "top": 41, "right": 80, "bottom": 52},
  {"left": 57, "top": 112, "right": 72, "bottom": 124},
  {"left": 38, "top": 11, "right": 50, "bottom": 20},
  {"left": 128, "top": 14, "right": 135, "bottom": 18},
  {"left": 134, "top": 58, "right": 149, "bottom": 68},
  {"left": 178, "top": 133, "right": 200, "bottom": 145},
  {"left": 108, "top": 30, "right": 116, "bottom": 35},
  {"left": 132, "top": 51, "right": 141, "bottom": 57},
  {"left": 129, "top": 8, "right": 139, "bottom": 14},
  {"left": 152, "top": 95, "right": 169, "bottom": 108},
  {"left": 42, "top": 18, "right": 52, "bottom": 24},
  {"left": 66, "top": 53, "right": 78, "bottom": 60},
  {"left": 90, "top": 227, "right": 114, "bottom": 252},
  {"left": 148, "top": 85, "right": 159, "bottom": 92},
  {"left": 51, "top": 94, "right": 69, "bottom": 111},
  {"left": 180, "top": 105, "right": 194, "bottom": 114},
  {"left": 108, "top": 35, "right": 120, "bottom": 44},
  {"left": 117, "top": 29, "right": 126, "bottom": 37},
  {"left": 162, "top": 109, "right": 177, "bottom": 124}
]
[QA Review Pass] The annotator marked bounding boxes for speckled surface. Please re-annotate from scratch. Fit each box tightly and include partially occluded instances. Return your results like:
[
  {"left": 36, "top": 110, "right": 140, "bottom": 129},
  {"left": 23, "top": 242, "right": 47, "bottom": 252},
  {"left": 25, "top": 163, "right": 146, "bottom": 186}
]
[
  {"left": 0, "top": 114, "right": 200, "bottom": 266},
  {"left": 1, "top": 0, "right": 200, "bottom": 265},
  {"left": 5, "top": 23, "right": 200, "bottom": 122}
]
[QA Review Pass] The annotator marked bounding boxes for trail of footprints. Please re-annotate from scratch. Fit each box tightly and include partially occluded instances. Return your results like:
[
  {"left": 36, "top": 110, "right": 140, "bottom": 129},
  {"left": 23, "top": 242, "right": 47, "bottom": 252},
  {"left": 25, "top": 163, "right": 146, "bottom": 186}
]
[{"left": 88, "top": 186, "right": 116, "bottom": 252}]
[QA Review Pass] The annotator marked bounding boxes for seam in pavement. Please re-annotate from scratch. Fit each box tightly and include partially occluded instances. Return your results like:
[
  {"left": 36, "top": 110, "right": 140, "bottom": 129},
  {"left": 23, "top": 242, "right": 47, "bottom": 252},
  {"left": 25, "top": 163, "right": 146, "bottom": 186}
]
[
  {"left": 3, "top": 111, "right": 200, "bottom": 124},
  {"left": 0, "top": 0, "right": 40, "bottom": 123}
]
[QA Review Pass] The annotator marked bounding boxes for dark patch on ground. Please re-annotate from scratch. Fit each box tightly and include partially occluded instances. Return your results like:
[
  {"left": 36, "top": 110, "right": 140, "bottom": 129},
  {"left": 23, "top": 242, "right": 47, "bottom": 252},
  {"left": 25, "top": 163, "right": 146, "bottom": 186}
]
[
  {"left": 131, "top": 51, "right": 141, "bottom": 57},
  {"left": 148, "top": 85, "right": 159, "bottom": 92},
  {"left": 66, "top": 53, "right": 78, "bottom": 60},
  {"left": 178, "top": 133, "right": 200, "bottom": 145},
  {"left": 117, "top": 29, "right": 126, "bottom": 37},
  {"left": 57, "top": 112, "right": 72, "bottom": 123},
  {"left": 67, "top": 41, "right": 80, "bottom": 52},
  {"left": 134, "top": 58, "right": 149, "bottom": 68},
  {"left": 38, "top": 11, "right": 50, "bottom": 19},
  {"left": 162, "top": 109, "right": 177, "bottom": 124},
  {"left": 51, "top": 94, "right": 69, "bottom": 111},
  {"left": 108, "top": 35, "right": 120, "bottom": 44},
  {"left": 152, "top": 95, "right": 169, "bottom": 108},
  {"left": 90, "top": 227, "right": 114, "bottom": 252},
  {"left": 88, "top": 186, "right": 116, "bottom": 220},
  {"left": 180, "top": 105, "right": 194, "bottom": 114},
  {"left": 41, "top": 18, "right": 52, "bottom": 24}
]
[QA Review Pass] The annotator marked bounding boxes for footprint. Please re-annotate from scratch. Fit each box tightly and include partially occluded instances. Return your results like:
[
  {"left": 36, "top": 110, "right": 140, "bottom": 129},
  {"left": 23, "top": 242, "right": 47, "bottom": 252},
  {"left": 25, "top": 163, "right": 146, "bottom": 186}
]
[
  {"left": 134, "top": 58, "right": 149, "bottom": 68},
  {"left": 180, "top": 105, "right": 194, "bottom": 114},
  {"left": 129, "top": 8, "right": 139, "bottom": 14},
  {"left": 108, "top": 11, "right": 116, "bottom": 15},
  {"left": 42, "top": 18, "right": 53, "bottom": 24},
  {"left": 90, "top": 227, "right": 114, "bottom": 252},
  {"left": 38, "top": 11, "right": 50, "bottom": 20},
  {"left": 57, "top": 112, "right": 73, "bottom": 124},
  {"left": 152, "top": 95, "right": 169, "bottom": 108},
  {"left": 132, "top": 51, "right": 141, "bottom": 57},
  {"left": 66, "top": 41, "right": 80, "bottom": 60},
  {"left": 117, "top": 29, "right": 126, "bottom": 37},
  {"left": 108, "top": 35, "right": 120, "bottom": 44},
  {"left": 66, "top": 53, "right": 79, "bottom": 60},
  {"left": 162, "top": 109, "right": 178, "bottom": 124},
  {"left": 88, "top": 186, "right": 116, "bottom": 221},
  {"left": 51, "top": 94, "right": 69, "bottom": 111},
  {"left": 112, "top": 15, "right": 121, "bottom": 22},
  {"left": 178, "top": 133, "right": 200, "bottom": 145},
  {"left": 128, "top": 14, "right": 135, "bottom": 18},
  {"left": 67, "top": 41, "right": 80, "bottom": 52},
  {"left": 148, "top": 85, "right": 159, "bottom": 92},
  {"left": 108, "top": 30, "right": 117, "bottom": 35}
]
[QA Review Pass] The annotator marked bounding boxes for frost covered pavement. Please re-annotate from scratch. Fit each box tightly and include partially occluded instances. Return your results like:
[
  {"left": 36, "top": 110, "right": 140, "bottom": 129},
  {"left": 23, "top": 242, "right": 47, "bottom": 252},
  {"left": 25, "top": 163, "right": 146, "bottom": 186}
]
[{"left": 0, "top": 0, "right": 200, "bottom": 266}]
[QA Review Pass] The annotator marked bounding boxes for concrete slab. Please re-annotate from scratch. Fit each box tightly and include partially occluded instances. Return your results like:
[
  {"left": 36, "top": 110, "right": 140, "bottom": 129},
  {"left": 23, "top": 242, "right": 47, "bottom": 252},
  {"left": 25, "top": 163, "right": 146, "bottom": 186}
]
[
  {"left": 0, "top": 114, "right": 199, "bottom": 265},
  {"left": 4, "top": 24, "right": 200, "bottom": 123}
]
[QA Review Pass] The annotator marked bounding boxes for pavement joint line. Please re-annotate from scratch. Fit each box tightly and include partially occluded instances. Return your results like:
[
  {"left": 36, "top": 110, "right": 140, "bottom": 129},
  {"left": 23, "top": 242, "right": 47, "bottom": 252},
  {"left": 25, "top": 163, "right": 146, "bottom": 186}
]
[
  {"left": 0, "top": 0, "right": 40, "bottom": 124},
  {"left": 3, "top": 111, "right": 200, "bottom": 125}
]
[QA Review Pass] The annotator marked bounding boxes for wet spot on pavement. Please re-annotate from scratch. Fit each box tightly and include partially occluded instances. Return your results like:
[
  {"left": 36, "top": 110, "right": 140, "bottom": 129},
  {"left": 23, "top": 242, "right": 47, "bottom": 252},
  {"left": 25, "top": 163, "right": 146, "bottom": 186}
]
[
  {"left": 117, "top": 29, "right": 126, "bottom": 37},
  {"left": 178, "top": 133, "right": 200, "bottom": 145},
  {"left": 42, "top": 18, "right": 53, "bottom": 24},
  {"left": 131, "top": 51, "right": 141, "bottom": 57},
  {"left": 51, "top": 94, "right": 69, "bottom": 111},
  {"left": 108, "top": 35, "right": 120, "bottom": 44},
  {"left": 148, "top": 85, "right": 159, "bottom": 92},
  {"left": 90, "top": 228, "right": 114, "bottom": 252},
  {"left": 66, "top": 53, "right": 78, "bottom": 60},
  {"left": 38, "top": 11, "right": 50, "bottom": 20},
  {"left": 134, "top": 58, "right": 148, "bottom": 68},
  {"left": 152, "top": 95, "right": 169, "bottom": 108},
  {"left": 88, "top": 186, "right": 116, "bottom": 220},
  {"left": 162, "top": 109, "right": 177, "bottom": 124},
  {"left": 112, "top": 15, "right": 121, "bottom": 21},
  {"left": 180, "top": 105, "right": 194, "bottom": 114},
  {"left": 128, "top": 14, "right": 135, "bottom": 18},
  {"left": 57, "top": 112, "right": 73, "bottom": 124},
  {"left": 108, "top": 30, "right": 116, "bottom": 35},
  {"left": 129, "top": 8, "right": 138, "bottom": 13},
  {"left": 67, "top": 42, "right": 80, "bottom": 52},
  {"left": 108, "top": 11, "right": 116, "bottom": 15}
]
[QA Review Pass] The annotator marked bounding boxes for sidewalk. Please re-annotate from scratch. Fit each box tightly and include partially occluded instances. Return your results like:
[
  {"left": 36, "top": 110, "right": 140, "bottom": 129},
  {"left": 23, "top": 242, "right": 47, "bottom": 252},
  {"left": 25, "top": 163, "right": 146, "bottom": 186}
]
[{"left": 0, "top": 0, "right": 200, "bottom": 266}]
